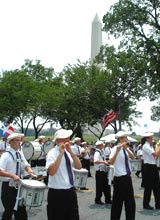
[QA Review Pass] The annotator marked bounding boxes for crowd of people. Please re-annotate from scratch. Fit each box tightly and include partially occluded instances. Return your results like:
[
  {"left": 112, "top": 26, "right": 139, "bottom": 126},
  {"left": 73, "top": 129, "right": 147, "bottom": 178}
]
[{"left": 0, "top": 129, "right": 160, "bottom": 220}]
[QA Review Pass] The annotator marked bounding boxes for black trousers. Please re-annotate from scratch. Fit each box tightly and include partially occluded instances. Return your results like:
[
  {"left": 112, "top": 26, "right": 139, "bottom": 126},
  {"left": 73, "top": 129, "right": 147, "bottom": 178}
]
[
  {"left": 111, "top": 175, "right": 135, "bottom": 220},
  {"left": 47, "top": 187, "right": 79, "bottom": 220},
  {"left": 95, "top": 171, "right": 111, "bottom": 203},
  {"left": 1, "top": 182, "right": 27, "bottom": 220},
  {"left": 143, "top": 164, "right": 160, "bottom": 208},
  {"left": 81, "top": 159, "right": 92, "bottom": 177}
]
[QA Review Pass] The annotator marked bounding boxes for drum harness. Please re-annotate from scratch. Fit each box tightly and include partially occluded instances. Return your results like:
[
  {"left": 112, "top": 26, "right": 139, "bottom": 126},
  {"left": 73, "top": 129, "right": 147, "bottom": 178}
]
[
  {"left": 95, "top": 150, "right": 108, "bottom": 173},
  {"left": 4, "top": 150, "right": 24, "bottom": 188}
]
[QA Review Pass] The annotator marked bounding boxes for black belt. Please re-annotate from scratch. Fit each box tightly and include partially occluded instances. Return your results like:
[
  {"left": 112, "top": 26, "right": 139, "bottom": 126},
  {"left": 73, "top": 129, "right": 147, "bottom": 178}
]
[
  {"left": 114, "top": 174, "right": 131, "bottom": 178},
  {"left": 144, "top": 163, "right": 156, "bottom": 167}
]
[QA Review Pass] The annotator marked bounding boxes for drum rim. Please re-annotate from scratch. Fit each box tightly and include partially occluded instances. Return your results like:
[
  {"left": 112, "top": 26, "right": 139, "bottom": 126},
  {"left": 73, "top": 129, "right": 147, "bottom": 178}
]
[
  {"left": 30, "top": 142, "right": 43, "bottom": 160},
  {"left": 43, "top": 140, "right": 54, "bottom": 154},
  {"left": 21, "top": 179, "right": 46, "bottom": 188},
  {"left": 22, "top": 141, "right": 34, "bottom": 161}
]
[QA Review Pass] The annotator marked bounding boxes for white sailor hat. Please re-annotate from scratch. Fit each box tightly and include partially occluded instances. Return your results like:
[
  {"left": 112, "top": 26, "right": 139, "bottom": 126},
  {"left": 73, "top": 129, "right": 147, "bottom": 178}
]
[
  {"left": 95, "top": 140, "right": 104, "bottom": 146},
  {"left": 54, "top": 129, "right": 73, "bottom": 140},
  {"left": 141, "top": 132, "right": 154, "bottom": 137},
  {"left": 7, "top": 133, "right": 22, "bottom": 142},
  {"left": 38, "top": 135, "right": 46, "bottom": 139},
  {"left": 74, "top": 137, "right": 81, "bottom": 142},
  {"left": 115, "top": 131, "right": 130, "bottom": 139}
]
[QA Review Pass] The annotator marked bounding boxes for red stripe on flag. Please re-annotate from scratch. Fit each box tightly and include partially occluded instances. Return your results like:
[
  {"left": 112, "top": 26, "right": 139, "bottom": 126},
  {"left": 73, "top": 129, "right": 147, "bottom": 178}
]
[{"left": 102, "top": 111, "right": 117, "bottom": 128}]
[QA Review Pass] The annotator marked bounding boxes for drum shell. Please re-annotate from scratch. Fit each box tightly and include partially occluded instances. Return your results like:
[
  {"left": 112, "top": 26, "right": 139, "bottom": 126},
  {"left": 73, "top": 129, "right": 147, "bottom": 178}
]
[
  {"left": 19, "top": 179, "right": 46, "bottom": 207},
  {"left": 130, "top": 159, "right": 142, "bottom": 171},
  {"left": 32, "top": 166, "right": 47, "bottom": 177},
  {"left": 22, "top": 141, "right": 42, "bottom": 161},
  {"left": 43, "top": 140, "right": 54, "bottom": 154},
  {"left": 73, "top": 168, "right": 88, "bottom": 188}
]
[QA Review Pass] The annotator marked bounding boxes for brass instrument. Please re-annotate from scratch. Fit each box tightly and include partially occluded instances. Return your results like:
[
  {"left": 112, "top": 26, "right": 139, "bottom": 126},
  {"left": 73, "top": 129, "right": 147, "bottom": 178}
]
[
  {"left": 155, "top": 140, "right": 160, "bottom": 151},
  {"left": 81, "top": 148, "right": 90, "bottom": 158}
]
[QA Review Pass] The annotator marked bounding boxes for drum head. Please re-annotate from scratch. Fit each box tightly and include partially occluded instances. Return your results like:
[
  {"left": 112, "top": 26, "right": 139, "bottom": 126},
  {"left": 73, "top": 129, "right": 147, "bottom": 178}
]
[
  {"left": 43, "top": 140, "right": 54, "bottom": 154},
  {"left": 22, "top": 141, "right": 34, "bottom": 161},
  {"left": 21, "top": 179, "right": 46, "bottom": 188}
]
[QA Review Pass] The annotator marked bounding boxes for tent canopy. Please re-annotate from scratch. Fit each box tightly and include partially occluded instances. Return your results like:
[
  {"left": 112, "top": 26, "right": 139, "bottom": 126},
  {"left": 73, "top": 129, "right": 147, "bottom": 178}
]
[{"left": 100, "top": 134, "right": 138, "bottom": 143}]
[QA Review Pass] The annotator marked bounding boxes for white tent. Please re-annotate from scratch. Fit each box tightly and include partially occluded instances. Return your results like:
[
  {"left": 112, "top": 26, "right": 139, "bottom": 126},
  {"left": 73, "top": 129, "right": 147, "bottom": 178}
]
[
  {"left": 100, "top": 134, "right": 116, "bottom": 143},
  {"left": 100, "top": 134, "right": 138, "bottom": 143}
]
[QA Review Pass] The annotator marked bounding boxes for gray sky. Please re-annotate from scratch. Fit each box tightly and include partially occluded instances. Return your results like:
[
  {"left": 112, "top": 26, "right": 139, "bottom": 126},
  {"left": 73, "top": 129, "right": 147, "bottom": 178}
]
[
  {"left": 0, "top": 0, "right": 117, "bottom": 72},
  {"left": 0, "top": 0, "right": 159, "bottom": 133}
]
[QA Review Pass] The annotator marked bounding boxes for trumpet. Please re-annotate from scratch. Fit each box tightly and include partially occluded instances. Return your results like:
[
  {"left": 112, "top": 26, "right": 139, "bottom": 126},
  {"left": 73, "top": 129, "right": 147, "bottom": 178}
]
[
  {"left": 81, "top": 148, "right": 89, "bottom": 157},
  {"left": 155, "top": 140, "right": 160, "bottom": 151}
]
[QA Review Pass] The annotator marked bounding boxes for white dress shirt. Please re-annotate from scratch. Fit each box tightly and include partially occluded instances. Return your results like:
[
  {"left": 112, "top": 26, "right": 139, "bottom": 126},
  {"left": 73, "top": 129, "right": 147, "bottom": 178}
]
[
  {"left": 94, "top": 149, "right": 106, "bottom": 171},
  {"left": 46, "top": 146, "right": 74, "bottom": 189},
  {"left": 142, "top": 141, "right": 156, "bottom": 165},
  {"left": 0, "top": 147, "right": 30, "bottom": 181},
  {"left": 110, "top": 145, "right": 131, "bottom": 177},
  {"left": 71, "top": 144, "right": 84, "bottom": 155}
]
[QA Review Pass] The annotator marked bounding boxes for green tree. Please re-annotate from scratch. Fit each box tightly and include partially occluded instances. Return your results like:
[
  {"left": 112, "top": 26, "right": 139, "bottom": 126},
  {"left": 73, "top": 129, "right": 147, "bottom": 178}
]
[
  {"left": 103, "top": 0, "right": 160, "bottom": 97},
  {"left": 0, "top": 70, "right": 34, "bottom": 133},
  {"left": 95, "top": 45, "right": 145, "bottom": 133},
  {"left": 0, "top": 60, "right": 58, "bottom": 138}
]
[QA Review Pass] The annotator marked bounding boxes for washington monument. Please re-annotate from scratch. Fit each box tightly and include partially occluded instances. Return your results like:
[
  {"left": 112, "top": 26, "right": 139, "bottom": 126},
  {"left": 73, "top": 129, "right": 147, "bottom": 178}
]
[{"left": 91, "top": 14, "right": 103, "bottom": 61}]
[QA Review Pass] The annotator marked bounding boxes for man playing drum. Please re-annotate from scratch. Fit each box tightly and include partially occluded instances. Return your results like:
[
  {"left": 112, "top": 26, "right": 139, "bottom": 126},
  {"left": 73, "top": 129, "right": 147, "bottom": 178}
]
[
  {"left": 46, "top": 129, "right": 82, "bottom": 220},
  {"left": 0, "top": 133, "right": 34, "bottom": 220}
]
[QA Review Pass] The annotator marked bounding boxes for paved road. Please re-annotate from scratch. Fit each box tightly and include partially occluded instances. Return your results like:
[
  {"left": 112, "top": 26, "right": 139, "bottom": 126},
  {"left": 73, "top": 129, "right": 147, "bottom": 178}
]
[{"left": 0, "top": 166, "right": 160, "bottom": 220}]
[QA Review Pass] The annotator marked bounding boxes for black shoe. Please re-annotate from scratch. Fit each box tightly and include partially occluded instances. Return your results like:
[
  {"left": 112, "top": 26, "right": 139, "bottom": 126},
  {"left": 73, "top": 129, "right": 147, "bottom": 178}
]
[
  {"left": 143, "top": 205, "right": 154, "bottom": 210},
  {"left": 155, "top": 206, "right": 160, "bottom": 210},
  {"left": 105, "top": 200, "right": 112, "bottom": 204},
  {"left": 80, "top": 187, "right": 89, "bottom": 190},
  {"left": 95, "top": 201, "right": 104, "bottom": 205}
]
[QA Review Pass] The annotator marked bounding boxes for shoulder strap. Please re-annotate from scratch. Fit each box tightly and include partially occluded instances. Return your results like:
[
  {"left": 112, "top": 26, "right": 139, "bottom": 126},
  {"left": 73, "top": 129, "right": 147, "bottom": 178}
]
[
  {"left": 5, "top": 150, "right": 14, "bottom": 160},
  {"left": 95, "top": 150, "right": 104, "bottom": 160},
  {"left": 5, "top": 151, "right": 22, "bottom": 160}
]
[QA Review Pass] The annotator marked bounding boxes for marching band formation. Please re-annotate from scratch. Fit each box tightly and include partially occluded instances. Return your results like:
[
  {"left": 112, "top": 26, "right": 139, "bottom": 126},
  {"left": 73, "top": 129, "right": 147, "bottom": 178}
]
[{"left": 0, "top": 130, "right": 160, "bottom": 220}]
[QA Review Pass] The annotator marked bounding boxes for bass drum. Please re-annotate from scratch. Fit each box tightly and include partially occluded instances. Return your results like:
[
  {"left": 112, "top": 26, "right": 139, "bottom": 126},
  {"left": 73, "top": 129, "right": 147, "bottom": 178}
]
[
  {"left": 22, "top": 141, "right": 42, "bottom": 161},
  {"left": 43, "top": 140, "right": 54, "bottom": 154}
]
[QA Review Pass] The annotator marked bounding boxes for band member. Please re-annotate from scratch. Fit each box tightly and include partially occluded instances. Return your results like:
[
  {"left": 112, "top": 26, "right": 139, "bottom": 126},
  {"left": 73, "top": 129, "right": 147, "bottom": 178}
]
[
  {"left": 94, "top": 140, "right": 111, "bottom": 205},
  {"left": 109, "top": 131, "right": 136, "bottom": 220},
  {"left": 0, "top": 137, "right": 9, "bottom": 155},
  {"left": 103, "top": 141, "right": 113, "bottom": 161},
  {"left": 0, "top": 133, "right": 34, "bottom": 220},
  {"left": 141, "top": 132, "right": 160, "bottom": 210},
  {"left": 46, "top": 129, "right": 82, "bottom": 220},
  {"left": 71, "top": 137, "right": 84, "bottom": 159},
  {"left": 36, "top": 135, "right": 46, "bottom": 166},
  {"left": 81, "top": 142, "right": 92, "bottom": 177}
]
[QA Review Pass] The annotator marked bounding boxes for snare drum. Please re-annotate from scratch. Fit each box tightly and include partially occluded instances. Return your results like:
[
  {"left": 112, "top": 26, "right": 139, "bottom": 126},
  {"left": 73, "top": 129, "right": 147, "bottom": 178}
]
[
  {"left": 22, "top": 141, "right": 42, "bottom": 161},
  {"left": 130, "top": 159, "right": 142, "bottom": 171},
  {"left": 32, "top": 166, "right": 47, "bottom": 177},
  {"left": 19, "top": 179, "right": 46, "bottom": 207},
  {"left": 73, "top": 168, "right": 88, "bottom": 188},
  {"left": 43, "top": 140, "right": 54, "bottom": 154}
]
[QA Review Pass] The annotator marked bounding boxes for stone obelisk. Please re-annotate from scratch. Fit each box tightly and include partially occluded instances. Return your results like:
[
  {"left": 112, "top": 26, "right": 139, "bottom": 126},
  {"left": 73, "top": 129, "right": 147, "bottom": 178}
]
[{"left": 91, "top": 14, "right": 103, "bottom": 62}]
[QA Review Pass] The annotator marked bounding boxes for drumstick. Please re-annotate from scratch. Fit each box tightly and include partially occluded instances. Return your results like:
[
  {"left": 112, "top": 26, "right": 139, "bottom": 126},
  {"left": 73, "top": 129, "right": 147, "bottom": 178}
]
[{"left": 13, "top": 180, "right": 22, "bottom": 211}]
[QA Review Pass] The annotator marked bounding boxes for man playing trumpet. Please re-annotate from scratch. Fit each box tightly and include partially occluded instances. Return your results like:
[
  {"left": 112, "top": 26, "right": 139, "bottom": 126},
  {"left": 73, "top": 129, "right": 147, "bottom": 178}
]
[
  {"left": 109, "top": 131, "right": 136, "bottom": 220},
  {"left": 46, "top": 129, "right": 82, "bottom": 220}
]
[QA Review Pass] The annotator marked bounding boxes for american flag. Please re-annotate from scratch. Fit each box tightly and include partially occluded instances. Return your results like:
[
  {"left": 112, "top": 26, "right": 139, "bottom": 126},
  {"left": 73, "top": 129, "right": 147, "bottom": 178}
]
[
  {"left": 0, "top": 123, "right": 14, "bottom": 138},
  {"left": 101, "top": 111, "right": 117, "bottom": 128}
]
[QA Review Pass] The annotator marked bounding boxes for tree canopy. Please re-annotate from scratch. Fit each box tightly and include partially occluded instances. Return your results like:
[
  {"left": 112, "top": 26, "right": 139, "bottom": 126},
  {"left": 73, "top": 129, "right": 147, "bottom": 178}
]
[{"left": 102, "top": 0, "right": 160, "bottom": 125}]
